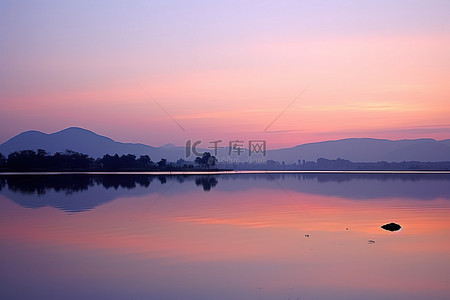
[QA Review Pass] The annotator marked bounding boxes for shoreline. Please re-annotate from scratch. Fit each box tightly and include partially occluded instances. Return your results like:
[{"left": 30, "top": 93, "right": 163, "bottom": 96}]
[{"left": 1, "top": 170, "right": 450, "bottom": 176}]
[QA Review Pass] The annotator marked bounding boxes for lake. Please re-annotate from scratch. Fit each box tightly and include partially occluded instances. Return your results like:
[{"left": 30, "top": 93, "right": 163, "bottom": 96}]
[{"left": 1, "top": 173, "right": 449, "bottom": 300}]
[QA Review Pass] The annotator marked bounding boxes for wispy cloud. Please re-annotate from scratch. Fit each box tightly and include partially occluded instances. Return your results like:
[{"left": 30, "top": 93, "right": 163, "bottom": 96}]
[
  {"left": 310, "top": 124, "right": 450, "bottom": 138},
  {"left": 301, "top": 101, "right": 423, "bottom": 112},
  {"left": 263, "top": 129, "right": 305, "bottom": 134}
]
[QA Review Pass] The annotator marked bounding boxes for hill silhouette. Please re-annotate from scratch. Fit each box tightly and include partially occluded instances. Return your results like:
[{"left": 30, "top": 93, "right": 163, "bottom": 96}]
[
  {"left": 1, "top": 127, "right": 449, "bottom": 162},
  {"left": 0, "top": 127, "right": 185, "bottom": 160},
  {"left": 267, "top": 138, "right": 450, "bottom": 162}
]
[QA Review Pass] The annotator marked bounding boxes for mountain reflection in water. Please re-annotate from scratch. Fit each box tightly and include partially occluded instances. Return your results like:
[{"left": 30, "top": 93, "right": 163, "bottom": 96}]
[
  {"left": 1, "top": 173, "right": 450, "bottom": 300},
  {"left": 0, "top": 173, "right": 449, "bottom": 213}
]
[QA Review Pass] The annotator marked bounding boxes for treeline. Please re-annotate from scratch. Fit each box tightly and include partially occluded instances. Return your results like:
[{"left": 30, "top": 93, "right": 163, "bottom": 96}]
[
  {"left": 229, "top": 157, "right": 450, "bottom": 170},
  {"left": 1, "top": 150, "right": 450, "bottom": 172},
  {"left": 303, "top": 158, "right": 450, "bottom": 170},
  {"left": 0, "top": 149, "right": 217, "bottom": 172},
  {"left": 0, "top": 174, "right": 220, "bottom": 196}
]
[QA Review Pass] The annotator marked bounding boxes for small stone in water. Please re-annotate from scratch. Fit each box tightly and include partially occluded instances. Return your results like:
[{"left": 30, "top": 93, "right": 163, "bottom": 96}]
[{"left": 381, "top": 222, "right": 402, "bottom": 232}]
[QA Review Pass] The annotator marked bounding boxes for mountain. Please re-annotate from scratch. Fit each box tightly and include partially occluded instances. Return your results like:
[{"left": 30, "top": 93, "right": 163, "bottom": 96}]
[
  {"left": 0, "top": 127, "right": 449, "bottom": 162},
  {"left": 440, "top": 139, "right": 450, "bottom": 148},
  {"left": 0, "top": 127, "right": 186, "bottom": 161},
  {"left": 267, "top": 138, "right": 450, "bottom": 163},
  {"left": 160, "top": 143, "right": 177, "bottom": 149}
]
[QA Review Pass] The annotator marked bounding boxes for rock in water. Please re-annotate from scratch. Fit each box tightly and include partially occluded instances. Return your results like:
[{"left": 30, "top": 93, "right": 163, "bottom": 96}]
[{"left": 381, "top": 222, "right": 401, "bottom": 232}]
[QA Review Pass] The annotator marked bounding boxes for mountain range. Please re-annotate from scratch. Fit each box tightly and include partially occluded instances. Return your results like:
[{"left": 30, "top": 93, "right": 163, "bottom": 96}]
[{"left": 0, "top": 127, "right": 449, "bottom": 163}]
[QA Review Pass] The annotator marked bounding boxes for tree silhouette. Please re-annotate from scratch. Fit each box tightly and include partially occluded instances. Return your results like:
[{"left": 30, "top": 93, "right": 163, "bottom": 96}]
[
  {"left": 0, "top": 153, "right": 6, "bottom": 169},
  {"left": 157, "top": 158, "right": 167, "bottom": 168},
  {"left": 194, "top": 152, "right": 217, "bottom": 169},
  {"left": 2, "top": 149, "right": 450, "bottom": 171},
  {"left": 6, "top": 149, "right": 93, "bottom": 171},
  {"left": 138, "top": 155, "right": 153, "bottom": 168},
  {"left": 195, "top": 176, "right": 218, "bottom": 191}
]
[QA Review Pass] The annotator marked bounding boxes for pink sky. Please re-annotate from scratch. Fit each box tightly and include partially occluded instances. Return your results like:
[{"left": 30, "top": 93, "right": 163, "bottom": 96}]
[{"left": 1, "top": 1, "right": 449, "bottom": 148}]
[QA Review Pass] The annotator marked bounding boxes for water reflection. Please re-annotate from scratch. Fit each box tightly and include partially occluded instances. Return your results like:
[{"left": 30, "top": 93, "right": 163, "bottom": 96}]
[
  {"left": 0, "top": 173, "right": 449, "bottom": 299},
  {"left": 0, "top": 173, "right": 449, "bottom": 213},
  {"left": 195, "top": 176, "right": 218, "bottom": 191}
]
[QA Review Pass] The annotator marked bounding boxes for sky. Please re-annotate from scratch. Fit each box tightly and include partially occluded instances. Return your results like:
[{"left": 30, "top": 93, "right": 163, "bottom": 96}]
[{"left": 1, "top": 0, "right": 449, "bottom": 149}]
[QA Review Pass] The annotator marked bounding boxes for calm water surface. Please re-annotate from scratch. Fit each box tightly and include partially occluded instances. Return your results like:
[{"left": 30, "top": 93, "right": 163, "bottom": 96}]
[{"left": 0, "top": 173, "right": 449, "bottom": 300}]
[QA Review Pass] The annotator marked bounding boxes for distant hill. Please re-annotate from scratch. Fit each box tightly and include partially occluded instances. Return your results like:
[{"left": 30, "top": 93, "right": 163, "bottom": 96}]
[
  {"left": 0, "top": 127, "right": 449, "bottom": 162},
  {"left": 267, "top": 138, "right": 450, "bottom": 163},
  {"left": 0, "top": 127, "right": 187, "bottom": 161}
]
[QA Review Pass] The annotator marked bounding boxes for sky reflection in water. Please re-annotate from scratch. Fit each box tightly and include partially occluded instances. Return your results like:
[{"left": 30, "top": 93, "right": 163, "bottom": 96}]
[{"left": 0, "top": 173, "right": 449, "bottom": 300}]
